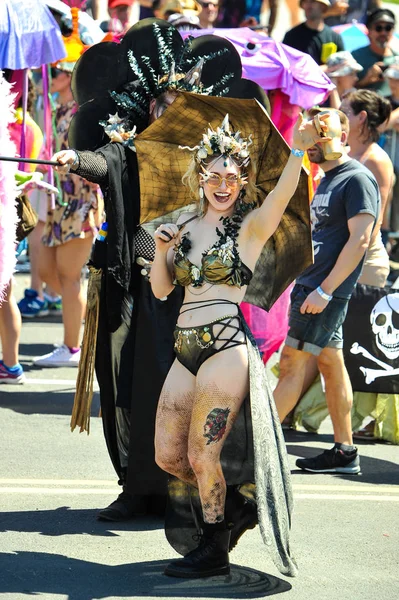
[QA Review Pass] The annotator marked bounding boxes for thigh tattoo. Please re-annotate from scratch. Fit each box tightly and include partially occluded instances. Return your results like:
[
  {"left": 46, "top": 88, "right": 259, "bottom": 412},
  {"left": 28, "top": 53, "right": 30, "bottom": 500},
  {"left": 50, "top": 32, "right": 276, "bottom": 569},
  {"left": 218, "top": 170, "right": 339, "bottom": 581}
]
[{"left": 203, "top": 407, "right": 231, "bottom": 445}]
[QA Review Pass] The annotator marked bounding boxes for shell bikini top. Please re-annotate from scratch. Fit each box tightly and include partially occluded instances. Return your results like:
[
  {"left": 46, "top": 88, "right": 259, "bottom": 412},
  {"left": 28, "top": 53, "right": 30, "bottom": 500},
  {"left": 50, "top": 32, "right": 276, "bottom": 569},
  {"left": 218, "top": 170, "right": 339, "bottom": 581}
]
[{"left": 173, "top": 211, "right": 253, "bottom": 289}]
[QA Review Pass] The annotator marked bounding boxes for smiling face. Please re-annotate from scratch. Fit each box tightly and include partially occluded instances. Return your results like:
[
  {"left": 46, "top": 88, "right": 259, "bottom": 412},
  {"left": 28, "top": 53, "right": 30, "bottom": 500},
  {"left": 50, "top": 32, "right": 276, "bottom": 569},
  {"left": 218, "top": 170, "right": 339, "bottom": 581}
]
[
  {"left": 368, "top": 19, "right": 395, "bottom": 53},
  {"left": 201, "top": 156, "right": 242, "bottom": 214},
  {"left": 198, "top": 0, "right": 219, "bottom": 27}
]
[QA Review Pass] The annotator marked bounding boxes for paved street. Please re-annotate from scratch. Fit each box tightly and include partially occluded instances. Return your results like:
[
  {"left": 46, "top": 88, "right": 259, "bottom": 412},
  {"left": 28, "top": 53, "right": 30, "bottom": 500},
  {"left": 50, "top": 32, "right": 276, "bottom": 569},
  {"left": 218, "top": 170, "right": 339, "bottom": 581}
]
[{"left": 0, "top": 271, "right": 398, "bottom": 600}]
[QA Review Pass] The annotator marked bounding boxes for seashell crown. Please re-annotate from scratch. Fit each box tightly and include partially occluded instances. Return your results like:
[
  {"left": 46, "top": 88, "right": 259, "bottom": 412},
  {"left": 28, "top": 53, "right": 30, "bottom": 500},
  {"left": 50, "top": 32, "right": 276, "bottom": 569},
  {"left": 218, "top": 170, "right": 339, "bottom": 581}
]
[{"left": 181, "top": 114, "right": 253, "bottom": 167}]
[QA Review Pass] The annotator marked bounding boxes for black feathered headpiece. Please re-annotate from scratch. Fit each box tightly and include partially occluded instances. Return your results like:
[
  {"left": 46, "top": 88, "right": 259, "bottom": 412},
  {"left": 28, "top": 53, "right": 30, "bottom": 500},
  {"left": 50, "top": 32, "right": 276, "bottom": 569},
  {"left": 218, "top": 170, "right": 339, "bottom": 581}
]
[{"left": 68, "top": 18, "right": 269, "bottom": 150}]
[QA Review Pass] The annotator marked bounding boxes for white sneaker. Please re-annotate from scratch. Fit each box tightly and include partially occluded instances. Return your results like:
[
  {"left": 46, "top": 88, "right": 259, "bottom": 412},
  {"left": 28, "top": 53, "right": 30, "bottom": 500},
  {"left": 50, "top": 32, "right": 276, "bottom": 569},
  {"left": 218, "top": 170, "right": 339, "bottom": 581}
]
[{"left": 33, "top": 344, "right": 81, "bottom": 367}]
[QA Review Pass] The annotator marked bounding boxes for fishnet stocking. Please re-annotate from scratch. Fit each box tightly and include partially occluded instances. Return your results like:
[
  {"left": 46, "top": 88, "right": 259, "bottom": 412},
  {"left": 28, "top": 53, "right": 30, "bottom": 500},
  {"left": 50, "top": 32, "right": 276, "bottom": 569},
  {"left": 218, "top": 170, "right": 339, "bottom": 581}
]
[
  {"left": 189, "top": 382, "right": 244, "bottom": 524},
  {"left": 156, "top": 366, "right": 247, "bottom": 524},
  {"left": 155, "top": 387, "right": 196, "bottom": 486}
]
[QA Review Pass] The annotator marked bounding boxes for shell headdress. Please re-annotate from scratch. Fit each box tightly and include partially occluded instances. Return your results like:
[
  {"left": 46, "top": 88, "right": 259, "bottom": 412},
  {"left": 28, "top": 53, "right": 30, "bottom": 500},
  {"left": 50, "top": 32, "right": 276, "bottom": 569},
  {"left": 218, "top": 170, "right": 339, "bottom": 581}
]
[{"left": 181, "top": 114, "right": 253, "bottom": 167}]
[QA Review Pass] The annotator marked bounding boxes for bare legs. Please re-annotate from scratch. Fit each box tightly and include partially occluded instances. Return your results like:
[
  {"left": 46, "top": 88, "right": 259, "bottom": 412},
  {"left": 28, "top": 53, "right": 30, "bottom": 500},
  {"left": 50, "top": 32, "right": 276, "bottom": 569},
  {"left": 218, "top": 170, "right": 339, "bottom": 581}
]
[
  {"left": 274, "top": 345, "right": 312, "bottom": 422},
  {"left": 0, "top": 280, "right": 21, "bottom": 367},
  {"left": 318, "top": 348, "right": 353, "bottom": 445},
  {"left": 39, "top": 236, "right": 93, "bottom": 348},
  {"left": 155, "top": 346, "right": 249, "bottom": 524},
  {"left": 273, "top": 344, "right": 353, "bottom": 445},
  {"left": 28, "top": 221, "right": 45, "bottom": 299}
]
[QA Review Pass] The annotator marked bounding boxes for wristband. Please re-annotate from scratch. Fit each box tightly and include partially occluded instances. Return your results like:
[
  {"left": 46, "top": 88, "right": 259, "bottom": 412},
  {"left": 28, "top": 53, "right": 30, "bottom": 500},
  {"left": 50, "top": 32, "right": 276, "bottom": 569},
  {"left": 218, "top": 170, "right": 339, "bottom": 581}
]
[
  {"left": 316, "top": 286, "right": 333, "bottom": 302},
  {"left": 71, "top": 150, "right": 80, "bottom": 171},
  {"left": 291, "top": 147, "right": 305, "bottom": 157}
]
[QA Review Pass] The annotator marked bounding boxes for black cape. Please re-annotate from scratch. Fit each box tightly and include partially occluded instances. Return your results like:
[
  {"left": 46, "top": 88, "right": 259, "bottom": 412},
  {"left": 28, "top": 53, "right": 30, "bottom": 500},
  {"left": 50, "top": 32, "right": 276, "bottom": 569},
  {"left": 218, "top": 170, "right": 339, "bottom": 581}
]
[{"left": 91, "top": 142, "right": 182, "bottom": 503}]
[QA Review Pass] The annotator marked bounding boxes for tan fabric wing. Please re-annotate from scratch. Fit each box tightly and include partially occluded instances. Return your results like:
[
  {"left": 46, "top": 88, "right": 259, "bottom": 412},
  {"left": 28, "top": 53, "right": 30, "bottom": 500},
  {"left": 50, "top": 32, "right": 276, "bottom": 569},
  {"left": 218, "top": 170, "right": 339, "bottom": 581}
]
[{"left": 135, "top": 91, "right": 312, "bottom": 310}]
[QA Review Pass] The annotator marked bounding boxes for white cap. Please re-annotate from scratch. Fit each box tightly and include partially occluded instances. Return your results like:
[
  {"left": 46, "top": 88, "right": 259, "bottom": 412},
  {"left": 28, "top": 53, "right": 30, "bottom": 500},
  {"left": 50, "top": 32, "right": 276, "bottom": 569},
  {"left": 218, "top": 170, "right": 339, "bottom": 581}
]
[{"left": 326, "top": 51, "right": 363, "bottom": 77}]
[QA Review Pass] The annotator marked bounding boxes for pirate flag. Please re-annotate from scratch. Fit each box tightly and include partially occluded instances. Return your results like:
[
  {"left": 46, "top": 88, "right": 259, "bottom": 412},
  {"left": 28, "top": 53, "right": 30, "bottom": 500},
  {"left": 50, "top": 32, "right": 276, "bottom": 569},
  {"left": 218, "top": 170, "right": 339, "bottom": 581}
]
[{"left": 343, "top": 283, "right": 399, "bottom": 394}]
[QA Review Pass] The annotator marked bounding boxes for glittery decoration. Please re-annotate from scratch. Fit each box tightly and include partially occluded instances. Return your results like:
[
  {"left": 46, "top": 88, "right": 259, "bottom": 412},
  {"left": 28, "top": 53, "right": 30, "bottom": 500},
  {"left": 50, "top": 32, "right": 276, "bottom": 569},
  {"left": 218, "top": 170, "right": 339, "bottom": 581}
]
[
  {"left": 100, "top": 23, "right": 236, "bottom": 141},
  {"left": 181, "top": 114, "right": 253, "bottom": 167}
]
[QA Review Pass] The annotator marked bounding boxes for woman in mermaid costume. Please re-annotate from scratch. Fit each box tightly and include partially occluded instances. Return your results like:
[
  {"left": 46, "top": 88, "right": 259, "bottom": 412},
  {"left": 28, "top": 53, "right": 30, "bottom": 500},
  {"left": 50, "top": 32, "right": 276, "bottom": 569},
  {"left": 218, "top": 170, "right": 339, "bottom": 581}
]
[{"left": 150, "top": 112, "right": 330, "bottom": 578}]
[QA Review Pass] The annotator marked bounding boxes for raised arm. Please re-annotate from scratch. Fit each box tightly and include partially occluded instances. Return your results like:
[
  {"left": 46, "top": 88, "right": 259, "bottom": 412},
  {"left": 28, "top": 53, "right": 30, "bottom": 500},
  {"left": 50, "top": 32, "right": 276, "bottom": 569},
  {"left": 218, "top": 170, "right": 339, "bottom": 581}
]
[
  {"left": 247, "top": 114, "right": 331, "bottom": 244},
  {"left": 51, "top": 149, "right": 108, "bottom": 184}
]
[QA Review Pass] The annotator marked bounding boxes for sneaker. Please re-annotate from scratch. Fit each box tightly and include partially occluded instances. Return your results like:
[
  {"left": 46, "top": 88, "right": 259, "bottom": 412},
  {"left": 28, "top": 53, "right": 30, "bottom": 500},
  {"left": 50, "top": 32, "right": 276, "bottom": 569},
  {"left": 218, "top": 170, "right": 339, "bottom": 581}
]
[
  {"left": 296, "top": 447, "right": 361, "bottom": 474},
  {"left": 0, "top": 361, "right": 26, "bottom": 384},
  {"left": 33, "top": 344, "right": 81, "bottom": 367},
  {"left": 18, "top": 289, "right": 49, "bottom": 318},
  {"left": 44, "top": 292, "right": 62, "bottom": 315},
  {"left": 97, "top": 491, "right": 147, "bottom": 521}
]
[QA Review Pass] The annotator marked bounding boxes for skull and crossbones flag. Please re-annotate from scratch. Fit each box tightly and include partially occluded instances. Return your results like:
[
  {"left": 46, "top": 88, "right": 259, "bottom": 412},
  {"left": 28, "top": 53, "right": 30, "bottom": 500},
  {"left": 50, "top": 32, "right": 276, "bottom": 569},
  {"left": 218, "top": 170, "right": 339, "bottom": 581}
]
[{"left": 343, "top": 284, "right": 399, "bottom": 393}]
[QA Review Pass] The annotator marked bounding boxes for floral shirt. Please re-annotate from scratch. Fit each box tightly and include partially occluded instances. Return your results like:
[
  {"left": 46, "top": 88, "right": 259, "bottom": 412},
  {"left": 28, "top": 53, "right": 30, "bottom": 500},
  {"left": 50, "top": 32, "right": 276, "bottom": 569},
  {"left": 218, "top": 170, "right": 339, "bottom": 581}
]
[{"left": 42, "top": 100, "right": 103, "bottom": 247}]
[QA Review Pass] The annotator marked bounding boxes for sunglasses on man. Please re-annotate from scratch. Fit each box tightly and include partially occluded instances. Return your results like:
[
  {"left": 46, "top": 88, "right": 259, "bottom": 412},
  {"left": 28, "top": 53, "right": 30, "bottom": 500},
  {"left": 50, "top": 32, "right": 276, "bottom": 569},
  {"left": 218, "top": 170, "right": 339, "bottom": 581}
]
[
  {"left": 373, "top": 24, "right": 394, "bottom": 33},
  {"left": 199, "top": 1, "right": 218, "bottom": 7}
]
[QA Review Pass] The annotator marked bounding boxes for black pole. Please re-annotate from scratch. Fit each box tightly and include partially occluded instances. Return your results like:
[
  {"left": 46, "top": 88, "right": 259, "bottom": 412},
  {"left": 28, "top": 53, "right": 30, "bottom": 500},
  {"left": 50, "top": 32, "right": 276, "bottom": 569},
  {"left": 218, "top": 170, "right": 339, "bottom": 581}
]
[{"left": 0, "top": 156, "right": 60, "bottom": 167}]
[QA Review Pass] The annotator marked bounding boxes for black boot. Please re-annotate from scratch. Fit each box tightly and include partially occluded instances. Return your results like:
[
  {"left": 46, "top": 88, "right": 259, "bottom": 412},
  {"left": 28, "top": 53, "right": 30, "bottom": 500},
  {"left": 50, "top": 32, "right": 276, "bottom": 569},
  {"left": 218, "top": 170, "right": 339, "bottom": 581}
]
[
  {"left": 164, "top": 523, "right": 231, "bottom": 578},
  {"left": 225, "top": 486, "right": 258, "bottom": 551},
  {"left": 97, "top": 490, "right": 147, "bottom": 521}
]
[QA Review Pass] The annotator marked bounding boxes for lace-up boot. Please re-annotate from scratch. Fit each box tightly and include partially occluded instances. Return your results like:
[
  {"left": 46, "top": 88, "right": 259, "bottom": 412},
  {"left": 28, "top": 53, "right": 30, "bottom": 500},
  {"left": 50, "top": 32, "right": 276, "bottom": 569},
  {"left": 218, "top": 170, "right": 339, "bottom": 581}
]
[
  {"left": 225, "top": 486, "right": 258, "bottom": 551},
  {"left": 164, "top": 523, "right": 230, "bottom": 578}
]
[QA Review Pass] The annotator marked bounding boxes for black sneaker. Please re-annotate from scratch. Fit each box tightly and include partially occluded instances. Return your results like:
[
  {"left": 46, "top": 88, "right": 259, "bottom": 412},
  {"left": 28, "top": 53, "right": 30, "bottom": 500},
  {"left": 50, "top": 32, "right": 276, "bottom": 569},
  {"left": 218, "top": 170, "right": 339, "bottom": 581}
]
[
  {"left": 97, "top": 491, "right": 147, "bottom": 521},
  {"left": 296, "top": 447, "right": 361, "bottom": 474}
]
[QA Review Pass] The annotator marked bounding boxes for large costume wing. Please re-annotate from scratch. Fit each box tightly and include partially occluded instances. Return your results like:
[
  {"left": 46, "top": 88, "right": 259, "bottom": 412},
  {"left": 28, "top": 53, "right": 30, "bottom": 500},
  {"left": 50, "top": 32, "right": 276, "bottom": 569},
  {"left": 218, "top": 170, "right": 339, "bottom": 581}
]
[{"left": 135, "top": 92, "right": 312, "bottom": 309}]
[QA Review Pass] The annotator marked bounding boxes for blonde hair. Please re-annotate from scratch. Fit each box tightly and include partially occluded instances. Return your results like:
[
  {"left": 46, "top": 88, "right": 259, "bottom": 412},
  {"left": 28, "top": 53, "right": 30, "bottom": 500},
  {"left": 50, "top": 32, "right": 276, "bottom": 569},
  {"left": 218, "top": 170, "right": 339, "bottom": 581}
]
[{"left": 182, "top": 154, "right": 259, "bottom": 214}]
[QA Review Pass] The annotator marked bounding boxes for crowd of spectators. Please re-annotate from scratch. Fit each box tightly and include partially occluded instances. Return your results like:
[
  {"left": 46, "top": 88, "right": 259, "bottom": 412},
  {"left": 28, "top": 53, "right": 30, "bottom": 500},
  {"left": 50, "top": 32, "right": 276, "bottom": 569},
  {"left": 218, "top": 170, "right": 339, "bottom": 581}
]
[{"left": 1, "top": 0, "right": 399, "bottom": 445}]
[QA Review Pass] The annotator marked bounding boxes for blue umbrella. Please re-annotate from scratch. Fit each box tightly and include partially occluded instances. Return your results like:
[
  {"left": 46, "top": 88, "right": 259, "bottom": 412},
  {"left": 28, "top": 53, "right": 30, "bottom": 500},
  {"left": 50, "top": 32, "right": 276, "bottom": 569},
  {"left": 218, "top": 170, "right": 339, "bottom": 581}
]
[
  {"left": 0, "top": 0, "right": 66, "bottom": 69},
  {"left": 333, "top": 22, "right": 399, "bottom": 53},
  {"left": 332, "top": 23, "right": 369, "bottom": 53}
]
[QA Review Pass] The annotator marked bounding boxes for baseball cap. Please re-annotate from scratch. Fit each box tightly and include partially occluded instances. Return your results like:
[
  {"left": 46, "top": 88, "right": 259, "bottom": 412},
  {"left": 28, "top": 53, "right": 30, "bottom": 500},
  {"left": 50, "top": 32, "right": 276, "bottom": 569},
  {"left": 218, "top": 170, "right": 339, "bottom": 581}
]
[
  {"left": 326, "top": 51, "right": 363, "bottom": 77},
  {"left": 167, "top": 12, "right": 201, "bottom": 29},
  {"left": 108, "top": 0, "right": 135, "bottom": 8},
  {"left": 366, "top": 9, "right": 395, "bottom": 28},
  {"left": 299, "top": 0, "right": 331, "bottom": 8}
]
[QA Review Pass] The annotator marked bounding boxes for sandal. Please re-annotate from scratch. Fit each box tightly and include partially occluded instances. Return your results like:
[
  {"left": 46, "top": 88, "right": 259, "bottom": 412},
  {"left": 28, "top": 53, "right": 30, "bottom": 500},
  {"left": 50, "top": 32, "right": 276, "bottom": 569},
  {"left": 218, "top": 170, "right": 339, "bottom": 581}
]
[{"left": 353, "top": 420, "right": 376, "bottom": 441}]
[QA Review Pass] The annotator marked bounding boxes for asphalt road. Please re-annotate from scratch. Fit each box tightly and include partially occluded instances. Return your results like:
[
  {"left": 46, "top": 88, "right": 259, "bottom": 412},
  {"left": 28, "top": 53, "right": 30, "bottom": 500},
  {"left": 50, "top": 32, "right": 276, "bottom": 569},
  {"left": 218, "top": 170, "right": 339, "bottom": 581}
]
[{"left": 0, "top": 271, "right": 398, "bottom": 600}]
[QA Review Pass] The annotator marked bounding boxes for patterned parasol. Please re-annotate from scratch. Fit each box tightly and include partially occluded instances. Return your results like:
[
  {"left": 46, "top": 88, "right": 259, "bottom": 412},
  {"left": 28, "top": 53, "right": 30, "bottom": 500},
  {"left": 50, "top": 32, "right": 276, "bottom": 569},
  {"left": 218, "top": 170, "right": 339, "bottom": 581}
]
[{"left": 135, "top": 91, "right": 312, "bottom": 310}]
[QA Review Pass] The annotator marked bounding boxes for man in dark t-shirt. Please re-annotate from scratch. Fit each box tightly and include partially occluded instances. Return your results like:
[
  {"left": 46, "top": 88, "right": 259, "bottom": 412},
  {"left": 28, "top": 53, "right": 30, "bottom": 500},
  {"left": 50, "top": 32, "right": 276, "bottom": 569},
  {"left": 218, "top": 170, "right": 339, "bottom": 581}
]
[
  {"left": 274, "top": 108, "right": 379, "bottom": 474},
  {"left": 352, "top": 9, "right": 398, "bottom": 97},
  {"left": 283, "top": 0, "right": 344, "bottom": 68}
]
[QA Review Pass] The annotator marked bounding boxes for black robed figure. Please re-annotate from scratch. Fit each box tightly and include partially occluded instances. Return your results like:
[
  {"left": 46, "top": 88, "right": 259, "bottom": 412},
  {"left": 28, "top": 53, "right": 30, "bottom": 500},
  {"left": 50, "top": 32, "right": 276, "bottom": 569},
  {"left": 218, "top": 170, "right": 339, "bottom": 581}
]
[{"left": 56, "top": 18, "right": 270, "bottom": 520}]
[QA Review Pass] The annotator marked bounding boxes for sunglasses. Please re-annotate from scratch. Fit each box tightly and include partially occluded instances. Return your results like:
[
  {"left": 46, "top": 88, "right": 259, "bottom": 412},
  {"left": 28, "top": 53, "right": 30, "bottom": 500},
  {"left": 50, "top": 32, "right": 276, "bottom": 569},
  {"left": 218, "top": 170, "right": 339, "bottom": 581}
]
[
  {"left": 200, "top": 1, "right": 218, "bottom": 7},
  {"left": 50, "top": 67, "right": 63, "bottom": 78},
  {"left": 373, "top": 24, "right": 394, "bottom": 33},
  {"left": 204, "top": 173, "right": 240, "bottom": 188}
]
